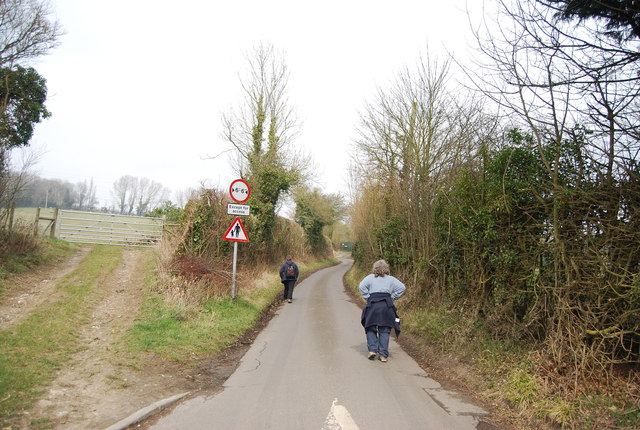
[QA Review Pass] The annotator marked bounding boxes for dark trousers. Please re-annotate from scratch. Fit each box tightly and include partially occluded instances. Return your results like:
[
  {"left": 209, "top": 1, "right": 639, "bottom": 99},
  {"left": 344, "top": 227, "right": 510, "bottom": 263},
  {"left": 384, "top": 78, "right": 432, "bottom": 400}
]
[{"left": 282, "top": 280, "right": 295, "bottom": 299}]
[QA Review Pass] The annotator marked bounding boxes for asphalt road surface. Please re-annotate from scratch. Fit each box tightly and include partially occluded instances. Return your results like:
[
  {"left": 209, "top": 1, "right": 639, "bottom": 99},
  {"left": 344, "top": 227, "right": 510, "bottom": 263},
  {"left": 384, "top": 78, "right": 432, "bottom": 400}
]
[{"left": 150, "top": 259, "right": 491, "bottom": 430}]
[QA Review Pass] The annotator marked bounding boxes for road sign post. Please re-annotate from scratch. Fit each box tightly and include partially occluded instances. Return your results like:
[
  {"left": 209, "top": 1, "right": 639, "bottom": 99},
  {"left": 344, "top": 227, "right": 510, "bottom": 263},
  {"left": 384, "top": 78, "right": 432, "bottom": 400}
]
[
  {"left": 224, "top": 180, "right": 251, "bottom": 299},
  {"left": 232, "top": 242, "right": 238, "bottom": 298}
]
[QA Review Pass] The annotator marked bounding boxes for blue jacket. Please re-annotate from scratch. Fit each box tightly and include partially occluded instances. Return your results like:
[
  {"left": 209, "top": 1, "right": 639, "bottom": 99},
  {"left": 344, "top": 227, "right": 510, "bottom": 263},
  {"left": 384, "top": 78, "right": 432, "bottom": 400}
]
[
  {"left": 279, "top": 260, "right": 299, "bottom": 282},
  {"left": 361, "top": 292, "right": 401, "bottom": 338}
]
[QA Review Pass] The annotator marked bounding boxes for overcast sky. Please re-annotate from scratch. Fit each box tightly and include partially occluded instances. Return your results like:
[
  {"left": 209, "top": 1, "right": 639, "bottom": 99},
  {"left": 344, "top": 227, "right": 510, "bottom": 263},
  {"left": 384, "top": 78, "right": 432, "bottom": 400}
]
[{"left": 25, "top": 0, "right": 483, "bottom": 207}]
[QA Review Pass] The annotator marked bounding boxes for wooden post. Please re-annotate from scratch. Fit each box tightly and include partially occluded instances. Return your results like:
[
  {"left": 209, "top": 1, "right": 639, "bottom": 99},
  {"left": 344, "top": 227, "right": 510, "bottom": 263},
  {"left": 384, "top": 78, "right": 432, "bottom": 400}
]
[
  {"left": 8, "top": 201, "right": 15, "bottom": 231},
  {"left": 34, "top": 207, "right": 41, "bottom": 236},
  {"left": 50, "top": 208, "right": 59, "bottom": 238}
]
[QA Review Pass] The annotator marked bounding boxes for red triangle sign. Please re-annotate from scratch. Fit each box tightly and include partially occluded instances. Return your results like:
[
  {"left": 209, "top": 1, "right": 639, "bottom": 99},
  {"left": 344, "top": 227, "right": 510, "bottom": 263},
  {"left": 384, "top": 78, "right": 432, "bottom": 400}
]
[{"left": 223, "top": 217, "right": 249, "bottom": 242}]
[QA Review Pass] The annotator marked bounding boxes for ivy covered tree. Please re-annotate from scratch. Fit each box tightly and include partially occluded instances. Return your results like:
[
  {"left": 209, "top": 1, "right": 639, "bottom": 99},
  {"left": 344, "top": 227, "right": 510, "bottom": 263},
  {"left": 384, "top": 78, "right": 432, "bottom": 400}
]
[{"left": 222, "top": 44, "right": 309, "bottom": 258}]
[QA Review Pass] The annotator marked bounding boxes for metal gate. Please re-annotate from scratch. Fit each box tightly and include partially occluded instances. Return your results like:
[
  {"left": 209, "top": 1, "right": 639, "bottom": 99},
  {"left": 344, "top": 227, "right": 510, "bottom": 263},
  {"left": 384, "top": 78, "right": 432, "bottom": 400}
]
[{"left": 56, "top": 209, "right": 163, "bottom": 247}]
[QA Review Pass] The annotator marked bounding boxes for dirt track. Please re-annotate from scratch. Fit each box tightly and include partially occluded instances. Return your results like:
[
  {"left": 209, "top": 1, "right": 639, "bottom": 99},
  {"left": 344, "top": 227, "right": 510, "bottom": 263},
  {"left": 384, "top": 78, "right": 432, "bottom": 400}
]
[{"left": 3, "top": 247, "right": 248, "bottom": 430}]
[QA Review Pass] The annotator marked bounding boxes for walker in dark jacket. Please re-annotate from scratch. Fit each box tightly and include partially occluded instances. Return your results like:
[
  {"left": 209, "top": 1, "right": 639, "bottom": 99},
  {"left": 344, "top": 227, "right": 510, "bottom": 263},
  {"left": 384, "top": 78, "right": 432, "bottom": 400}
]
[{"left": 279, "top": 257, "right": 299, "bottom": 303}]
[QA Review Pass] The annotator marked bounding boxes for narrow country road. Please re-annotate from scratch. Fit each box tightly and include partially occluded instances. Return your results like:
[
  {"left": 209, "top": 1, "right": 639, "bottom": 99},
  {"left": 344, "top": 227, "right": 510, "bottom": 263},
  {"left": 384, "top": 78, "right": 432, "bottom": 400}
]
[{"left": 150, "top": 259, "right": 490, "bottom": 430}]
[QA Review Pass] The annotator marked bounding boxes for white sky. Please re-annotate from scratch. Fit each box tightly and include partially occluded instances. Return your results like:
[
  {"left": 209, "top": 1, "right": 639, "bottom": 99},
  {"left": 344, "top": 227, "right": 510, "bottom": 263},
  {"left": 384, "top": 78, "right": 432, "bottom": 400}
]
[{"left": 27, "top": 0, "right": 482, "bottom": 207}]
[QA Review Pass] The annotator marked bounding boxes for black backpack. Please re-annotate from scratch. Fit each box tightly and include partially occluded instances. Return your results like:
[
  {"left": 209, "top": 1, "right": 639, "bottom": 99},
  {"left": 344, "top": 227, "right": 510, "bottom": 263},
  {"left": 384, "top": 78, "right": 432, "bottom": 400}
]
[{"left": 285, "top": 263, "right": 295, "bottom": 279}]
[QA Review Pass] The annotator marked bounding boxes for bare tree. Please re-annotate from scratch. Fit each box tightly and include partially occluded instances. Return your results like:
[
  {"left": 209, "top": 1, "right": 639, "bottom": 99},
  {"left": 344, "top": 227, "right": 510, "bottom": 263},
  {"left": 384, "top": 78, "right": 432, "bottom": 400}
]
[
  {"left": 222, "top": 44, "right": 302, "bottom": 172},
  {"left": 135, "top": 177, "right": 168, "bottom": 215},
  {"left": 466, "top": 0, "right": 639, "bottom": 172},
  {"left": 174, "top": 187, "right": 197, "bottom": 208},
  {"left": 112, "top": 175, "right": 136, "bottom": 215},
  {"left": 353, "top": 50, "right": 495, "bottom": 287},
  {"left": 126, "top": 178, "right": 138, "bottom": 215},
  {"left": 0, "top": 146, "right": 39, "bottom": 224},
  {"left": 0, "top": 0, "right": 62, "bottom": 67},
  {"left": 75, "top": 179, "right": 97, "bottom": 211},
  {"left": 112, "top": 175, "right": 169, "bottom": 215}
]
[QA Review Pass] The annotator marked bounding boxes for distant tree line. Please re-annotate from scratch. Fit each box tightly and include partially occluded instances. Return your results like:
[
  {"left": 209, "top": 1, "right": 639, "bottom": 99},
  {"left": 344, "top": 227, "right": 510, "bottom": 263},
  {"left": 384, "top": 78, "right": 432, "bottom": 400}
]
[
  {"left": 12, "top": 174, "right": 98, "bottom": 210},
  {"left": 11, "top": 172, "right": 173, "bottom": 216}
]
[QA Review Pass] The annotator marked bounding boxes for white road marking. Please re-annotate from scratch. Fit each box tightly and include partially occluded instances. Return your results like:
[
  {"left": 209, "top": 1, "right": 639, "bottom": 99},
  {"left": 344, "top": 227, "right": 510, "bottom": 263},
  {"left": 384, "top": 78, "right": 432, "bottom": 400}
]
[{"left": 322, "top": 398, "right": 360, "bottom": 430}]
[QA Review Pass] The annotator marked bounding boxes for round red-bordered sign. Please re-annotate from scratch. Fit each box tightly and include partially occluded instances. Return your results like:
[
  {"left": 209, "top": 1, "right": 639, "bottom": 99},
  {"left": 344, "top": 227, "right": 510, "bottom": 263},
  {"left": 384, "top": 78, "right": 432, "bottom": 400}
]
[{"left": 229, "top": 179, "right": 251, "bottom": 203}]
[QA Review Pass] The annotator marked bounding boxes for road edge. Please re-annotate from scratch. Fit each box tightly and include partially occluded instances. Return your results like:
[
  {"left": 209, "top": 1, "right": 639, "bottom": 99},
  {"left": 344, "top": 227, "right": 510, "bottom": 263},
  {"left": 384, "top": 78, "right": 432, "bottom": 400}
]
[
  {"left": 103, "top": 392, "right": 191, "bottom": 430},
  {"left": 105, "top": 258, "right": 344, "bottom": 429}
]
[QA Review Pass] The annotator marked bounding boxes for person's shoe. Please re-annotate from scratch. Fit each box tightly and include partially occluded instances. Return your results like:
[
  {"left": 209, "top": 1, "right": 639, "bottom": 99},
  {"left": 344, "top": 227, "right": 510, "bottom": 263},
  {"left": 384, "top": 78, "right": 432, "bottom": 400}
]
[
  {"left": 379, "top": 355, "right": 388, "bottom": 362},
  {"left": 288, "top": 299, "right": 292, "bottom": 303},
  {"left": 368, "top": 351, "right": 377, "bottom": 360}
]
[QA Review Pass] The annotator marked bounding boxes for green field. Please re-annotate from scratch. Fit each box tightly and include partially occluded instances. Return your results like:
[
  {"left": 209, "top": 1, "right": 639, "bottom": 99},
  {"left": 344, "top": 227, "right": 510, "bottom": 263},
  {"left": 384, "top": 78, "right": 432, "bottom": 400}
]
[{"left": 10, "top": 207, "right": 58, "bottom": 236}]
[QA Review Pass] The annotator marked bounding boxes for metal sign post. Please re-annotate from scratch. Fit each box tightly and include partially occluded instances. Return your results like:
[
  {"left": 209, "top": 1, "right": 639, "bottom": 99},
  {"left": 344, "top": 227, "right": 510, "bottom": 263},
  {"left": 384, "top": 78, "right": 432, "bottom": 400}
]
[
  {"left": 223, "top": 217, "right": 249, "bottom": 299},
  {"left": 231, "top": 242, "right": 238, "bottom": 298},
  {"left": 223, "top": 179, "right": 251, "bottom": 299}
]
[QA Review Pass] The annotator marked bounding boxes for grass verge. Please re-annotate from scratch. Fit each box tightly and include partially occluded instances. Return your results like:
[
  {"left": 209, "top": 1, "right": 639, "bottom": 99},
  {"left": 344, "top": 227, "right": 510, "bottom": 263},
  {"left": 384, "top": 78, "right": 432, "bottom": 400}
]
[
  {"left": 399, "top": 305, "right": 639, "bottom": 429},
  {"left": 0, "top": 245, "right": 123, "bottom": 425},
  {"left": 124, "top": 257, "right": 339, "bottom": 362}
]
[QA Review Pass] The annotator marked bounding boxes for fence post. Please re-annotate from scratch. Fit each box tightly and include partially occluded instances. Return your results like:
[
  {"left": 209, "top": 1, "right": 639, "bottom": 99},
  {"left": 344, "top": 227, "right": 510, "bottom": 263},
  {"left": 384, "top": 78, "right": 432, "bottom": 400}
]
[
  {"left": 33, "top": 207, "right": 41, "bottom": 236},
  {"left": 8, "top": 201, "right": 15, "bottom": 231},
  {"left": 50, "top": 207, "right": 59, "bottom": 239}
]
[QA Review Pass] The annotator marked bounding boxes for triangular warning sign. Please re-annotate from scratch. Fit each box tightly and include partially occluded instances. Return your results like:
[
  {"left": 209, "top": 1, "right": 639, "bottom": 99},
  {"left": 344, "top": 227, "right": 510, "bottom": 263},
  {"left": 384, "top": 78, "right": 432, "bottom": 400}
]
[{"left": 223, "top": 217, "right": 249, "bottom": 242}]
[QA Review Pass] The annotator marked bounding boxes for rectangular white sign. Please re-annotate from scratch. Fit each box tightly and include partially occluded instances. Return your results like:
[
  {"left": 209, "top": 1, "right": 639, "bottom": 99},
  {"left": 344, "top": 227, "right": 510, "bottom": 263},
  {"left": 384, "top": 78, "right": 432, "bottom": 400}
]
[{"left": 227, "top": 203, "right": 250, "bottom": 216}]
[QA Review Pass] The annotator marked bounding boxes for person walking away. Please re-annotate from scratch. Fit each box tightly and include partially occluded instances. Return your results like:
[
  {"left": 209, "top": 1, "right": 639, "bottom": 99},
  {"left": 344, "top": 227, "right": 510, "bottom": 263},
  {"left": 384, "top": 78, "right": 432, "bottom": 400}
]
[
  {"left": 359, "top": 260, "right": 405, "bottom": 362},
  {"left": 279, "top": 256, "right": 299, "bottom": 303}
]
